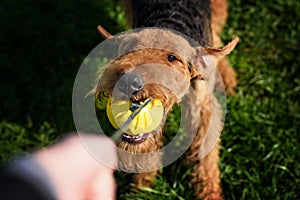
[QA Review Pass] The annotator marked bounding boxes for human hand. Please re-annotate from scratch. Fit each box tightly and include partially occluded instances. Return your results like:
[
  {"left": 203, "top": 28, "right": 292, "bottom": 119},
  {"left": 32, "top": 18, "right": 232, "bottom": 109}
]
[{"left": 34, "top": 132, "right": 117, "bottom": 200}]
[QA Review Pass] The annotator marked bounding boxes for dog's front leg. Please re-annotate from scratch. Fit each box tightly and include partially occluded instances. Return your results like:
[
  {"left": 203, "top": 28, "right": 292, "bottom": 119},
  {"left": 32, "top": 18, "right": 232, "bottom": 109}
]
[
  {"left": 184, "top": 79, "right": 223, "bottom": 200},
  {"left": 132, "top": 152, "right": 163, "bottom": 188},
  {"left": 128, "top": 142, "right": 164, "bottom": 188},
  {"left": 133, "top": 170, "right": 159, "bottom": 188}
]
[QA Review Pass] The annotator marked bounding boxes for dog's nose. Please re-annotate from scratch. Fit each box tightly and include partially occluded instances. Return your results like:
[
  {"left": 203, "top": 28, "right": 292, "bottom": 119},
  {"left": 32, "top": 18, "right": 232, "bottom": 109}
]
[{"left": 117, "top": 72, "right": 144, "bottom": 96}]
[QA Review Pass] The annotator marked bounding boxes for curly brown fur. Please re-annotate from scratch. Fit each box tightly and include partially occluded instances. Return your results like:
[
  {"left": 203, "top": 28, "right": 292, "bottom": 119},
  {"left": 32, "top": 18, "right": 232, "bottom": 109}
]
[
  {"left": 96, "top": 27, "right": 238, "bottom": 199},
  {"left": 123, "top": 0, "right": 237, "bottom": 94},
  {"left": 118, "top": 131, "right": 164, "bottom": 174},
  {"left": 183, "top": 79, "right": 223, "bottom": 199},
  {"left": 97, "top": 1, "right": 239, "bottom": 199},
  {"left": 96, "top": 45, "right": 192, "bottom": 111},
  {"left": 211, "top": 0, "right": 237, "bottom": 94}
]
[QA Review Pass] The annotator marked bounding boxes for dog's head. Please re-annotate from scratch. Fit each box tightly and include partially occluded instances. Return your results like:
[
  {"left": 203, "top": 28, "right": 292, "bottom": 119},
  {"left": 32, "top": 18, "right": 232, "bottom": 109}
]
[{"left": 96, "top": 28, "right": 238, "bottom": 144}]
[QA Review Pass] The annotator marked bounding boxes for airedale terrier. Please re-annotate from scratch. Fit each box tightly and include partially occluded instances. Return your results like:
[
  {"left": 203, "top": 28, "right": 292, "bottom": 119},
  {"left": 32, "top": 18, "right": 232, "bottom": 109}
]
[{"left": 96, "top": 0, "right": 238, "bottom": 199}]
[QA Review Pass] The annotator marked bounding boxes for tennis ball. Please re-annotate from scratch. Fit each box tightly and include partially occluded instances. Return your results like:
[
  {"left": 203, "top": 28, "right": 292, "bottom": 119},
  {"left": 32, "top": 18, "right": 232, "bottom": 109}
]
[{"left": 106, "top": 97, "right": 164, "bottom": 135}]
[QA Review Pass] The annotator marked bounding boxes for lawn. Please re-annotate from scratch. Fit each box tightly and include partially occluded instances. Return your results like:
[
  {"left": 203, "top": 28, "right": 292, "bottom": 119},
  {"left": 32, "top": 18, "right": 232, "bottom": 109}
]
[{"left": 1, "top": 0, "right": 299, "bottom": 199}]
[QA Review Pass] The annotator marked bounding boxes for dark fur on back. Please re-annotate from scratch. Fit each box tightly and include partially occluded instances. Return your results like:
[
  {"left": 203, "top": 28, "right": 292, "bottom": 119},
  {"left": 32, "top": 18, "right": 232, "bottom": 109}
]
[
  {"left": 113, "top": 1, "right": 238, "bottom": 198},
  {"left": 131, "top": 0, "right": 212, "bottom": 47}
]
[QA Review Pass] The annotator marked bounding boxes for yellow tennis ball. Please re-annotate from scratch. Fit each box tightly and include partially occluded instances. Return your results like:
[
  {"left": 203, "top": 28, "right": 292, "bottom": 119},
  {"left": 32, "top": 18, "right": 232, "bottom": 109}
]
[{"left": 106, "top": 97, "right": 164, "bottom": 135}]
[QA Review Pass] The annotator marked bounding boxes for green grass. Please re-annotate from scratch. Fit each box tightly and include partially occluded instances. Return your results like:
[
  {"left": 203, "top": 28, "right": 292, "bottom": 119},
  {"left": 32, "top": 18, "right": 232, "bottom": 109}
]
[{"left": 1, "top": 0, "right": 299, "bottom": 199}]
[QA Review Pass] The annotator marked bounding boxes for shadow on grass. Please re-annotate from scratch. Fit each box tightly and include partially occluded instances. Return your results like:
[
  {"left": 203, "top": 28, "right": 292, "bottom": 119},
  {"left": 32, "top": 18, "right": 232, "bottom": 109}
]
[{"left": 0, "top": 0, "right": 299, "bottom": 199}]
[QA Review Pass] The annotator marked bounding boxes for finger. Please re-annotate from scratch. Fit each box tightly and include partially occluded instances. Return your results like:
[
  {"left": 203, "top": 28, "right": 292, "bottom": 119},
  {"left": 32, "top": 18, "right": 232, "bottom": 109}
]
[{"left": 87, "top": 169, "right": 117, "bottom": 200}]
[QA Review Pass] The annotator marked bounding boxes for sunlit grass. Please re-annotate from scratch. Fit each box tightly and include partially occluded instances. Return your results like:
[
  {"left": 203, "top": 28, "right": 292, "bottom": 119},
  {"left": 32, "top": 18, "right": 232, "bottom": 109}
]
[{"left": 1, "top": 0, "right": 299, "bottom": 199}]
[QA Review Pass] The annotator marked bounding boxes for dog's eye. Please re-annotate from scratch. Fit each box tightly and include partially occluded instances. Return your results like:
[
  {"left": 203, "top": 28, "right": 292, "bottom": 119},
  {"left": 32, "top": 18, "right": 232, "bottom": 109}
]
[{"left": 167, "top": 54, "right": 178, "bottom": 62}]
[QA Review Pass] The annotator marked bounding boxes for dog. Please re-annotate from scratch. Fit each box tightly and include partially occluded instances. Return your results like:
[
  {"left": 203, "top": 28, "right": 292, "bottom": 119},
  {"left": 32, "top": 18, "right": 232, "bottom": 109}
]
[{"left": 95, "top": 0, "right": 238, "bottom": 199}]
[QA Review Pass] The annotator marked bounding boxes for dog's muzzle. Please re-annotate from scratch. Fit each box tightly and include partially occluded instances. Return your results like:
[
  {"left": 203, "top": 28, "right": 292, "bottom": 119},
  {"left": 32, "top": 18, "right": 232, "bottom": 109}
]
[
  {"left": 107, "top": 97, "right": 165, "bottom": 142},
  {"left": 117, "top": 72, "right": 144, "bottom": 97}
]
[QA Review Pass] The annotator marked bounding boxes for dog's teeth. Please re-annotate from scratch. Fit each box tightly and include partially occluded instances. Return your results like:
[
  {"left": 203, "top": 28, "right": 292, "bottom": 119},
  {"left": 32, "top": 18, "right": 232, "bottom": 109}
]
[{"left": 122, "top": 133, "right": 145, "bottom": 142}]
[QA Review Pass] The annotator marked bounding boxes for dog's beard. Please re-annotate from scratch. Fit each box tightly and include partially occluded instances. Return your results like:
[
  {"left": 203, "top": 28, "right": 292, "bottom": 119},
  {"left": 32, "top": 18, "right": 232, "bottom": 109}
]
[
  {"left": 117, "top": 130, "right": 164, "bottom": 172},
  {"left": 96, "top": 83, "right": 181, "bottom": 172}
]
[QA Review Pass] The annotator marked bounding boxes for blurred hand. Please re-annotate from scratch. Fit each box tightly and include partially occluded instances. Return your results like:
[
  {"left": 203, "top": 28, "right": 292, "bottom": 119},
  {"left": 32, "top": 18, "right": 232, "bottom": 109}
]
[{"left": 34, "top": 133, "right": 117, "bottom": 200}]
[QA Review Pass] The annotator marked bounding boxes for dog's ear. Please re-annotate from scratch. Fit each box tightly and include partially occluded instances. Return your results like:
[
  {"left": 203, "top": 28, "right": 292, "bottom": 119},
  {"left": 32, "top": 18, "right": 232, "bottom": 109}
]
[
  {"left": 97, "top": 25, "right": 113, "bottom": 39},
  {"left": 192, "top": 37, "right": 239, "bottom": 80}
]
